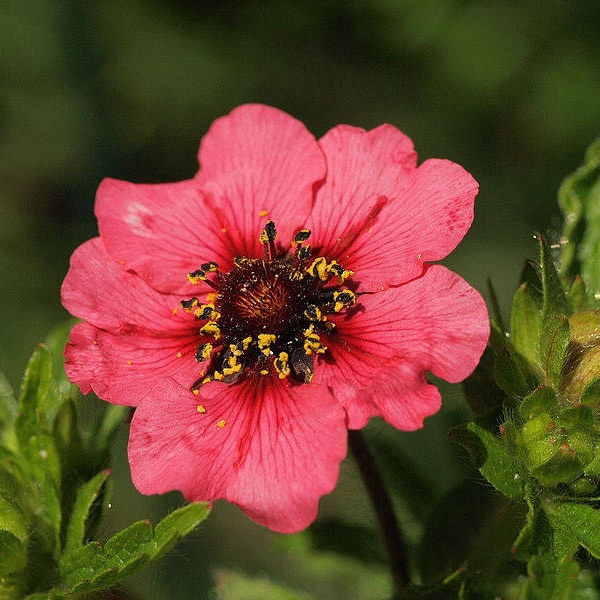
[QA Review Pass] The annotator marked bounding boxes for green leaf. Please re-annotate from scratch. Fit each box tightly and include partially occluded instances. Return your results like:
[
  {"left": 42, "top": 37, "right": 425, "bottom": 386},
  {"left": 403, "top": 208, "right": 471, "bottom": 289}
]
[
  {"left": 451, "top": 420, "right": 524, "bottom": 501},
  {"left": 539, "top": 315, "right": 570, "bottom": 388},
  {"left": 559, "top": 136, "right": 600, "bottom": 303},
  {"left": 59, "top": 503, "right": 210, "bottom": 593},
  {"left": 0, "top": 372, "right": 17, "bottom": 436},
  {"left": 65, "top": 469, "right": 111, "bottom": 553},
  {"left": 511, "top": 282, "right": 542, "bottom": 370},
  {"left": 0, "top": 489, "right": 29, "bottom": 543},
  {"left": 0, "top": 531, "right": 27, "bottom": 576},
  {"left": 152, "top": 501, "right": 211, "bottom": 560},
  {"left": 494, "top": 345, "right": 533, "bottom": 398},
  {"left": 538, "top": 233, "right": 569, "bottom": 320},
  {"left": 15, "top": 344, "right": 53, "bottom": 444},
  {"left": 544, "top": 500, "right": 600, "bottom": 558},
  {"left": 44, "top": 322, "right": 79, "bottom": 406},
  {"left": 519, "top": 386, "right": 557, "bottom": 421}
]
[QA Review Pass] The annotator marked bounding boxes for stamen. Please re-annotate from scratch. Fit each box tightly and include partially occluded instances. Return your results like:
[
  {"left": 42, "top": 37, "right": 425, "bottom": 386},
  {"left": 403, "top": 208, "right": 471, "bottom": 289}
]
[
  {"left": 293, "top": 229, "right": 311, "bottom": 244},
  {"left": 181, "top": 219, "right": 358, "bottom": 387},
  {"left": 195, "top": 343, "right": 213, "bottom": 362},
  {"left": 260, "top": 220, "right": 278, "bottom": 261}
]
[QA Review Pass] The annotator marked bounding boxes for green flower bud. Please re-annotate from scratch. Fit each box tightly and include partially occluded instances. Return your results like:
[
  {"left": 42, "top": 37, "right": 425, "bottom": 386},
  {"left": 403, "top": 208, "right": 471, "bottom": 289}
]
[
  {"left": 519, "top": 406, "right": 595, "bottom": 487},
  {"left": 561, "top": 310, "right": 600, "bottom": 403}
]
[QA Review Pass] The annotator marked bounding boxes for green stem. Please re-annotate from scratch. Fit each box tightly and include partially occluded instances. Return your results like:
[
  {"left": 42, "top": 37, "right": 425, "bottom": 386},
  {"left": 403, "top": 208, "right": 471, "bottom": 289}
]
[{"left": 348, "top": 429, "right": 409, "bottom": 593}]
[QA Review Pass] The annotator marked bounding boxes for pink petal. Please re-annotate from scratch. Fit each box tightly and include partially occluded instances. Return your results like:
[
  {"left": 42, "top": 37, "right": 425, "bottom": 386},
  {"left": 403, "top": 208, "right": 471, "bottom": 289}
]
[
  {"left": 61, "top": 238, "right": 195, "bottom": 333},
  {"left": 195, "top": 104, "right": 326, "bottom": 251},
  {"left": 64, "top": 322, "right": 200, "bottom": 406},
  {"left": 325, "top": 265, "right": 489, "bottom": 429},
  {"left": 311, "top": 124, "right": 477, "bottom": 291},
  {"left": 96, "top": 177, "right": 235, "bottom": 295},
  {"left": 129, "top": 377, "right": 347, "bottom": 533}
]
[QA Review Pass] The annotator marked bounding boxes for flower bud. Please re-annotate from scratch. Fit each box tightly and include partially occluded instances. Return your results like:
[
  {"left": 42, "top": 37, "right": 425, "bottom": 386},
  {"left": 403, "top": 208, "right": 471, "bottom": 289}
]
[{"left": 561, "top": 310, "right": 600, "bottom": 403}]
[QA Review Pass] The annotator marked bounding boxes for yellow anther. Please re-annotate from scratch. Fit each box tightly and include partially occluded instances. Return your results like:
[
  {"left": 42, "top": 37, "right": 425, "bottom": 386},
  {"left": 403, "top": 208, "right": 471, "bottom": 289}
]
[
  {"left": 304, "top": 305, "right": 323, "bottom": 321},
  {"left": 327, "top": 260, "right": 354, "bottom": 281},
  {"left": 274, "top": 351, "right": 290, "bottom": 379},
  {"left": 303, "top": 332, "right": 327, "bottom": 355},
  {"left": 195, "top": 343, "right": 213, "bottom": 362},
  {"left": 200, "top": 321, "right": 222, "bottom": 339},
  {"left": 213, "top": 371, "right": 225, "bottom": 381},
  {"left": 292, "top": 229, "right": 311, "bottom": 245},
  {"left": 260, "top": 369, "right": 269, "bottom": 375},
  {"left": 333, "top": 290, "right": 356, "bottom": 312},
  {"left": 258, "top": 333, "right": 277, "bottom": 355},
  {"left": 223, "top": 358, "right": 242, "bottom": 376},
  {"left": 180, "top": 297, "right": 199, "bottom": 312},
  {"left": 195, "top": 303, "right": 220, "bottom": 320},
  {"left": 307, "top": 257, "right": 329, "bottom": 281},
  {"left": 187, "top": 270, "right": 207, "bottom": 285},
  {"left": 201, "top": 261, "right": 219, "bottom": 272},
  {"left": 259, "top": 220, "right": 277, "bottom": 243},
  {"left": 197, "top": 404, "right": 206, "bottom": 413}
]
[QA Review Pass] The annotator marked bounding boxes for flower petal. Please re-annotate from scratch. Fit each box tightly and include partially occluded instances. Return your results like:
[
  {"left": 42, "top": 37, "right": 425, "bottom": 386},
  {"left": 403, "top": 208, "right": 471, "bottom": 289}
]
[
  {"left": 312, "top": 124, "right": 477, "bottom": 291},
  {"left": 61, "top": 238, "right": 195, "bottom": 333},
  {"left": 64, "top": 322, "right": 199, "bottom": 406},
  {"left": 95, "top": 177, "right": 227, "bottom": 294},
  {"left": 129, "top": 377, "right": 347, "bottom": 533},
  {"left": 196, "top": 104, "right": 326, "bottom": 251},
  {"left": 325, "top": 264, "right": 489, "bottom": 429}
]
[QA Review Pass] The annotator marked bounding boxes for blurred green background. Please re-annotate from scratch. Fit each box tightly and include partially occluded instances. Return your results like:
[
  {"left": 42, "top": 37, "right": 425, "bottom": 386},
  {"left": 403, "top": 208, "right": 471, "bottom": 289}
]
[{"left": 1, "top": 1, "right": 600, "bottom": 598}]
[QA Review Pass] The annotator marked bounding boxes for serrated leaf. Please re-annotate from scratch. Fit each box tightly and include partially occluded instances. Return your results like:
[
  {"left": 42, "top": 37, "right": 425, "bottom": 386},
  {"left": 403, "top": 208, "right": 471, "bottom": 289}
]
[
  {"left": 540, "top": 315, "right": 570, "bottom": 388},
  {"left": 0, "top": 530, "right": 27, "bottom": 575},
  {"left": 60, "top": 503, "right": 210, "bottom": 593},
  {"left": 538, "top": 233, "right": 569, "bottom": 319},
  {"left": 511, "top": 283, "right": 542, "bottom": 370},
  {"left": 65, "top": 469, "right": 111, "bottom": 553},
  {"left": 519, "top": 386, "right": 557, "bottom": 421},
  {"left": 559, "top": 136, "right": 600, "bottom": 302},
  {"left": 544, "top": 500, "right": 600, "bottom": 558},
  {"left": 15, "top": 344, "right": 53, "bottom": 445},
  {"left": 451, "top": 420, "right": 524, "bottom": 501},
  {"left": 152, "top": 502, "right": 211, "bottom": 560}
]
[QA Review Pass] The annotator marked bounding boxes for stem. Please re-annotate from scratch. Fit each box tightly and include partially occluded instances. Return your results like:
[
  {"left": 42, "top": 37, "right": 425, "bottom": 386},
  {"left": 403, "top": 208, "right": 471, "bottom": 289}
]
[{"left": 348, "top": 429, "right": 409, "bottom": 593}]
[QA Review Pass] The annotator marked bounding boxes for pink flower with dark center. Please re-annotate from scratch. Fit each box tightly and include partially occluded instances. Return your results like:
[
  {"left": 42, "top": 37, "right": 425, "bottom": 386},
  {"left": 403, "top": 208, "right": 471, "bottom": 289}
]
[{"left": 62, "top": 104, "right": 489, "bottom": 533}]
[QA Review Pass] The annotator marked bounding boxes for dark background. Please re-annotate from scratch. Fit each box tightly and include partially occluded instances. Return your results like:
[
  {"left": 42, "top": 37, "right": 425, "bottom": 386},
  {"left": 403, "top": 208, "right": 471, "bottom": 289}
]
[{"left": 1, "top": 1, "right": 599, "bottom": 598}]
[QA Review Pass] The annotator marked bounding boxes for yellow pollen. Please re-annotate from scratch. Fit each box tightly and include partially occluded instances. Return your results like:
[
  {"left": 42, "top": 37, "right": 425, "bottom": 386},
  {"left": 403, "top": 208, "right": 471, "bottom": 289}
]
[
  {"left": 259, "top": 209, "right": 269, "bottom": 217},
  {"left": 274, "top": 351, "right": 290, "bottom": 379},
  {"left": 260, "top": 369, "right": 269, "bottom": 375},
  {"left": 192, "top": 388, "right": 200, "bottom": 395},
  {"left": 217, "top": 419, "right": 227, "bottom": 429},
  {"left": 172, "top": 307, "right": 179, "bottom": 315},
  {"left": 197, "top": 404, "right": 206, "bottom": 413},
  {"left": 126, "top": 360, "right": 133, "bottom": 366},
  {"left": 307, "top": 257, "right": 329, "bottom": 281},
  {"left": 177, "top": 352, "right": 182, "bottom": 358},
  {"left": 258, "top": 333, "right": 277, "bottom": 355},
  {"left": 200, "top": 321, "right": 221, "bottom": 339}
]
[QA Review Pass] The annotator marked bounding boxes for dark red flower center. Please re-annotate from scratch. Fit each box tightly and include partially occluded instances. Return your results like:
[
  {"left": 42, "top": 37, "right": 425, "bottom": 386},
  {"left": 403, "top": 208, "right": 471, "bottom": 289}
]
[{"left": 181, "top": 221, "right": 356, "bottom": 388}]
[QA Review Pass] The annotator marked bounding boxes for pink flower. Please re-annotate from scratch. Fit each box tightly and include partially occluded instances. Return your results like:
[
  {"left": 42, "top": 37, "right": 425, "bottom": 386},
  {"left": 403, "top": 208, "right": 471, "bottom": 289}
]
[{"left": 61, "top": 104, "right": 489, "bottom": 533}]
